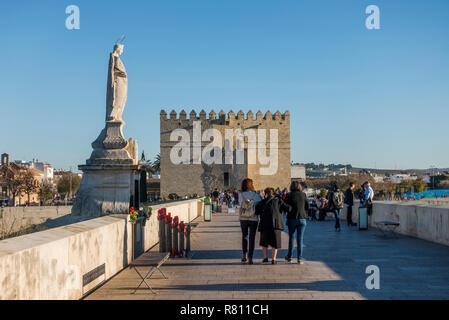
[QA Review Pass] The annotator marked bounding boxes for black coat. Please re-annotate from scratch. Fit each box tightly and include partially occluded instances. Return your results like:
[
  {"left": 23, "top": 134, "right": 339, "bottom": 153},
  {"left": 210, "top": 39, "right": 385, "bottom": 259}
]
[
  {"left": 284, "top": 190, "right": 309, "bottom": 220},
  {"left": 256, "top": 197, "right": 291, "bottom": 231},
  {"left": 344, "top": 188, "right": 354, "bottom": 206}
]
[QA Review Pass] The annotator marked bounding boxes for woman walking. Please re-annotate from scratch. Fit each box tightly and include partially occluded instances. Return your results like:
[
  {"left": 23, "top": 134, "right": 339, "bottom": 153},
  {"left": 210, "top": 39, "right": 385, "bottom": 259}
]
[
  {"left": 283, "top": 181, "right": 309, "bottom": 264},
  {"left": 256, "top": 187, "right": 291, "bottom": 264},
  {"left": 238, "top": 179, "right": 261, "bottom": 264}
]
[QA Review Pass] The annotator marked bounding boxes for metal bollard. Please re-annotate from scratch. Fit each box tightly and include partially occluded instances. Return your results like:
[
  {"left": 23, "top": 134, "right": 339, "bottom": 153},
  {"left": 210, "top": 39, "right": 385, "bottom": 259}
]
[
  {"left": 178, "top": 221, "right": 185, "bottom": 257},
  {"left": 165, "top": 213, "right": 172, "bottom": 253},
  {"left": 158, "top": 208, "right": 166, "bottom": 252},
  {"left": 185, "top": 224, "right": 191, "bottom": 257},
  {"left": 204, "top": 203, "right": 212, "bottom": 222},
  {"left": 172, "top": 216, "right": 179, "bottom": 257}
]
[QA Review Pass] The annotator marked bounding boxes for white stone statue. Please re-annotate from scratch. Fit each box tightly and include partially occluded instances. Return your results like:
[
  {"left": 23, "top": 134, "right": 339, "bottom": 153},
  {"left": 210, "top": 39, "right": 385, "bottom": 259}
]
[
  {"left": 88, "top": 39, "right": 134, "bottom": 163},
  {"left": 106, "top": 43, "right": 127, "bottom": 122}
]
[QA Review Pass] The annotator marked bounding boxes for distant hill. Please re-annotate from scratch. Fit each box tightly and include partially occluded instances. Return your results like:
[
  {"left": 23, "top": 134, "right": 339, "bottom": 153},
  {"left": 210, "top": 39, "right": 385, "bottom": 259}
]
[
  {"left": 296, "top": 162, "right": 449, "bottom": 176},
  {"left": 351, "top": 167, "right": 449, "bottom": 175}
]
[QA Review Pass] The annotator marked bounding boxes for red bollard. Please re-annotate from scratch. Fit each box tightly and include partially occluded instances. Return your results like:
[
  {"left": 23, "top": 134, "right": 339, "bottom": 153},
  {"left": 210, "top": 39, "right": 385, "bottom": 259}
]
[
  {"left": 158, "top": 208, "right": 167, "bottom": 252},
  {"left": 185, "top": 224, "right": 191, "bottom": 257},
  {"left": 165, "top": 213, "right": 172, "bottom": 253},
  {"left": 172, "top": 216, "right": 179, "bottom": 257},
  {"left": 178, "top": 221, "right": 185, "bottom": 257}
]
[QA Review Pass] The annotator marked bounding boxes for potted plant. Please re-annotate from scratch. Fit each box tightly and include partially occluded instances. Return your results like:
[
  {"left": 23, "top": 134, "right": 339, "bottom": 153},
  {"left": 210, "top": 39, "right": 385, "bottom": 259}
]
[
  {"left": 129, "top": 207, "right": 138, "bottom": 224},
  {"left": 141, "top": 206, "right": 153, "bottom": 226}
]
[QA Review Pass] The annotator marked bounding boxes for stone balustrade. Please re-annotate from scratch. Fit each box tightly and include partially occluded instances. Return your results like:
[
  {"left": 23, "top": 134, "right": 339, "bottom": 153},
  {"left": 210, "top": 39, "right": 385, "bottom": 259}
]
[
  {"left": 0, "top": 199, "right": 204, "bottom": 300},
  {"left": 342, "top": 201, "right": 449, "bottom": 246}
]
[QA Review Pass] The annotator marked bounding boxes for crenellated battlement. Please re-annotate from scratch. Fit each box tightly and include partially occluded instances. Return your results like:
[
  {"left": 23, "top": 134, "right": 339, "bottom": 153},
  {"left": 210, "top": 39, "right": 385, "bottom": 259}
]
[
  {"left": 160, "top": 109, "right": 290, "bottom": 122},
  {"left": 160, "top": 108, "right": 291, "bottom": 197}
]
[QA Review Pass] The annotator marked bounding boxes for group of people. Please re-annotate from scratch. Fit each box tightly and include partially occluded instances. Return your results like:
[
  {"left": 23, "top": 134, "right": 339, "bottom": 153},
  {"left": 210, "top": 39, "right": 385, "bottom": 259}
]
[
  {"left": 307, "top": 182, "right": 374, "bottom": 230},
  {"left": 212, "top": 189, "right": 239, "bottom": 208},
  {"left": 235, "top": 179, "right": 375, "bottom": 265},
  {"left": 237, "top": 178, "right": 309, "bottom": 265}
]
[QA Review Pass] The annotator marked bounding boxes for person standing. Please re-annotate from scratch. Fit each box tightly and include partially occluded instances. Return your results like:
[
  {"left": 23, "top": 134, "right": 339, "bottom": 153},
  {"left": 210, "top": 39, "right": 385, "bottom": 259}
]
[
  {"left": 359, "top": 184, "right": 366, "bottom": 207},
  {"left": 328, "top": 185, "right": 345, "bottom": 232},
  {"left": 256, "top": 187, "right": 291, "bottom": 264},
  {"left": 283, "top": 182, "right": 309, "bottom": 264},
  {"left": 238, "top": 179, "right": 261, "bottom": 265},
  {"left": 233, "top": 189, "right": 239, "bottom": 206},
  {"left": 227, "top": 191, "right": 233, "bottom": 210},
  {"left": 364, "top": 181, "right": 374, "bottom": 216},
  {"left": 344, "top": 183, "right": 356, "bottom": 226},
  {"left": 317, "top": 195, "right": 328, "bottom": 221}
]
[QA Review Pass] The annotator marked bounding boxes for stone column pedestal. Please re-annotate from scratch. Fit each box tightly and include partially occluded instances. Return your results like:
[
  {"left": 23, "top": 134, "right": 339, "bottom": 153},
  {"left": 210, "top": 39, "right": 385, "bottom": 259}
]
[{"left": 72, "top": 164, "right": 140, "bottom": 217}]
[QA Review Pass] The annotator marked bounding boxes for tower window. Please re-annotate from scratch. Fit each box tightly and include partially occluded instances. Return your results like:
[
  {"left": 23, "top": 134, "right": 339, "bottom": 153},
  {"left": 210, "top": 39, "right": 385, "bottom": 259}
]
[{"left": 224, "top": 172, "right": 229, "bottom": 187}]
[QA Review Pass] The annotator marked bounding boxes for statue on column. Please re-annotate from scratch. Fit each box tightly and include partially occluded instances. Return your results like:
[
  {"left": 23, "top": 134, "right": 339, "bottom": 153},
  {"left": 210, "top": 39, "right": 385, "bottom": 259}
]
[
  {"left": 72, "top": 38, "right": 140, "bottom": 217},
  {"left": 88, "top": 37, "right": 136, "bottom": 164}
]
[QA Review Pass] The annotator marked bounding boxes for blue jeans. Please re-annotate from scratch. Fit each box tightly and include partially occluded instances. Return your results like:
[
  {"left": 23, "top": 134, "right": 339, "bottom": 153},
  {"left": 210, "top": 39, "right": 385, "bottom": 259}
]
[
  {"left": 287, "top": 219, "right": 307, "bottom": 259},
  {"left": 334, "top": 209, "right": 341, "bottom": 229}
]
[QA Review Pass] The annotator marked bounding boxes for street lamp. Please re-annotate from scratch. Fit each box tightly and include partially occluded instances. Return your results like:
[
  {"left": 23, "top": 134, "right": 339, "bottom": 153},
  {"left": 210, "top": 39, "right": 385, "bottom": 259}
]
[{"left": 430, "top": 165, "right": 436, "bottom": 191}]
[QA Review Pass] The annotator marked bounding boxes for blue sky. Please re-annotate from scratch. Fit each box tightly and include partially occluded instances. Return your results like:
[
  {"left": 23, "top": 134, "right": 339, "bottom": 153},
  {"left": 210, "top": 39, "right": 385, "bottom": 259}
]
[{"left": 1, "top": 0, "right": 448, "bottom": 171}]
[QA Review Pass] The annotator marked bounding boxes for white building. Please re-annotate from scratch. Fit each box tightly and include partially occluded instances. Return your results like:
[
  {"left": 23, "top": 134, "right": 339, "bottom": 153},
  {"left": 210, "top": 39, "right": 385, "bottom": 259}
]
[
  {"left": 291, "top": 164, "right": 306, "bottom": 180},
  {"left": 388, "top": 174, "right": 418, "bottom": 184},
  {"left": 14, "top": 159, "right": 54, "bottom": 182},
  {"left": 372, "top": 174, "right": 386, "bottom": 182},
  {"left": 43, "top": 166, "right": 54, "bottom": 181}
]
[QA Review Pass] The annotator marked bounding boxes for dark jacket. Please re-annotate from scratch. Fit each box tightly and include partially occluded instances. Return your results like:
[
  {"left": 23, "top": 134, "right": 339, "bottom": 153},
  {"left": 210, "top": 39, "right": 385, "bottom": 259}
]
[
  {"left": 344, "top": 188, "right": 354, "bottom": 206},
  {"left": 256, "top": 197, "right": 291, "bottom": 231},
  {"left": 284, "top": 190, "right": 309, "bottom": 220}
]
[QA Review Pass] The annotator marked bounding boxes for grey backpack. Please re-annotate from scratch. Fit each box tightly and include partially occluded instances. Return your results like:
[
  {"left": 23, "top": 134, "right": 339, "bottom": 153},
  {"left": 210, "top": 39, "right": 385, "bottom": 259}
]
[{"left": 239, "top": 199, "right": 255, "bottom": 219}]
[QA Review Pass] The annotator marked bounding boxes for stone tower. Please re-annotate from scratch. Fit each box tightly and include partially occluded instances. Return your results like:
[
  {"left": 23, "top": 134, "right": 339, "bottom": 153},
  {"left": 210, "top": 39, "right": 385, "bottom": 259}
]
[{"left": 160, "top": 109, "right": 291, "bottom": 197}]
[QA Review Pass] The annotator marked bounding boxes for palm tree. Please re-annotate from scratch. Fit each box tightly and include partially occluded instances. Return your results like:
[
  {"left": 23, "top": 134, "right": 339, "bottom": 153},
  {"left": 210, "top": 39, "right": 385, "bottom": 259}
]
[{"left": 152, "top": 153, "right": 160, "bottom": 172}]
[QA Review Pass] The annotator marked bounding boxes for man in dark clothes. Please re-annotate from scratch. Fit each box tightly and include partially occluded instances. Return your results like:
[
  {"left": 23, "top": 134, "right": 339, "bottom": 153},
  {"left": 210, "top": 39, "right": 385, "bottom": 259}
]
[
  {"left": 212, "top": 188, "right": 219, "bottom": 200},
  {"left": 344, "top": 183, "right": 356, "bottom": 226}
]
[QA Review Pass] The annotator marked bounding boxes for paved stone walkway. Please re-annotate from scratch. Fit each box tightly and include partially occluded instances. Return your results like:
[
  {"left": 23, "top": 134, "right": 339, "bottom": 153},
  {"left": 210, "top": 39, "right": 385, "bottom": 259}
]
[{"left": 86, "top": 210, "right": 449, "bottom": 300}]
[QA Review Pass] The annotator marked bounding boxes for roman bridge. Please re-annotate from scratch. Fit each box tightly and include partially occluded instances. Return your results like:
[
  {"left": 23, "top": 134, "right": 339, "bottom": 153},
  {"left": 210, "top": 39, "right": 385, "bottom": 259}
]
[{"left": 1, "top": 200, "right": 449, "bottom": 300}]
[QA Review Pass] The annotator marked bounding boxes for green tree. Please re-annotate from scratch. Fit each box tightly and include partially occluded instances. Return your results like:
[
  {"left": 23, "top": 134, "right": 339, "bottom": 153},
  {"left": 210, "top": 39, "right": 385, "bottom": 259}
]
[
  {"left": 430, "top": 174, "right": 449, "bottom": 189},
  {"left": 57, "top": 173, "right": 81, "bottom": 197},
  {"left": 152, "top": 153, "right": 160, "bottom": 172},
  {"left": 412, "top": 178, "right": 427, "bottom": 193},
  {"left": 0, "top": 166, "right": 24, "bottom": 206},
  {"left": 22, "top": 170, "right": 40, "bottom": 205},
  {"left": 38, "top": 179, "right": 56, "bottom": 205},
  {"left": 398, "top": 180, "right": 413, "bottom": 192}
]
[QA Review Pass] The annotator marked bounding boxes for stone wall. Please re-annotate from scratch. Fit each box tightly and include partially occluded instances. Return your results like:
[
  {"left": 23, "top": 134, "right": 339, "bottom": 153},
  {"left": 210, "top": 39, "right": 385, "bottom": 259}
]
[
  {"left": 160, "top": 110, "right": 291, "bottom": 197},
  {"left": 0, "top": 199, "right": 203, "bottom": 300},
  {"left": 0, "top": 206, "right": 72, "bottom": 236},
  {"left": 342, "top": 202, "right": 449, "bottom": 246}
]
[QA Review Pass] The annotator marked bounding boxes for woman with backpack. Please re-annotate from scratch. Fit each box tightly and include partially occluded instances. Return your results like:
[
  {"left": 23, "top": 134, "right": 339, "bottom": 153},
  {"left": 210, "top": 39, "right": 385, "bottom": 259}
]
[
  {"left": 328, "top": 185, "right": 345, "bottom": 232},
  {"left": 256, "top": 187, "right": 291, "bottom": 264},
  {"left": 238, "top": 179, "right": 261, "bottom": 264}
]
